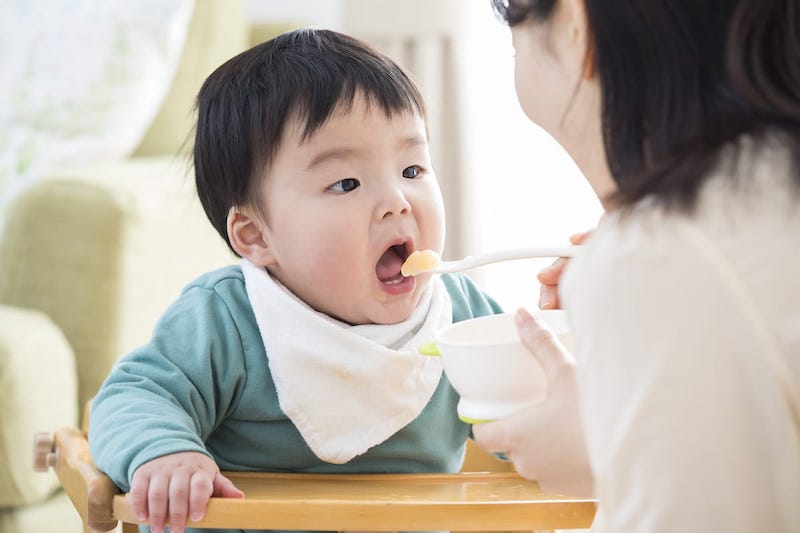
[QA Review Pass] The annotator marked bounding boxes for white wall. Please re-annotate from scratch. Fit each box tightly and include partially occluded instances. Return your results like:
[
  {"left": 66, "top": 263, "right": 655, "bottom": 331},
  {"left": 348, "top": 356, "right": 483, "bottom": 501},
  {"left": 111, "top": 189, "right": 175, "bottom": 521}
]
[
  {"left": 459, "top": 3, "right": 604, "bottom": 310},
  {"left": 244, "top": 0, "right": 342, "bottom": 29}
]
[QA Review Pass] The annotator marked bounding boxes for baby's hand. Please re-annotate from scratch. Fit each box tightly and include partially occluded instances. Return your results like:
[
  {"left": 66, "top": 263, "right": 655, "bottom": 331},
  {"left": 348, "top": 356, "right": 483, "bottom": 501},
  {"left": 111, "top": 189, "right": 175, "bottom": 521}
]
[{"left": 129, "top": 451, "right": 244, "bottom": 533}]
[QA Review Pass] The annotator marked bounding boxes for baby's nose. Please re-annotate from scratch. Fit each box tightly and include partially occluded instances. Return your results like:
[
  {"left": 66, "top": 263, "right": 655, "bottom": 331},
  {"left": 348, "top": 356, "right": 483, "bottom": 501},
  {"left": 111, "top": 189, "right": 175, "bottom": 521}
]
[{"left": 378, "top": 188, "right": 412, "bottom": 219}]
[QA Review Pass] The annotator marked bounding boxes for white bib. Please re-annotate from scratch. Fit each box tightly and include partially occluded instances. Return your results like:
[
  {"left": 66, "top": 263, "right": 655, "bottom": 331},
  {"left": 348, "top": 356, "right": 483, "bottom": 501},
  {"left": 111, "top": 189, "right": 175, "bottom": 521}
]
[{"left": 241, "top": 259, "right": 451, "bottom": 464}]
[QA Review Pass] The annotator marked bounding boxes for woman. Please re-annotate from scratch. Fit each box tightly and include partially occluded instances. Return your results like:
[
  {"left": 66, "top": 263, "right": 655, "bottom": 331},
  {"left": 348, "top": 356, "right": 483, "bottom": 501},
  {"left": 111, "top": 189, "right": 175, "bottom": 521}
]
[{"left": 473, "top": 0, "right": 800, "bottom": 530}]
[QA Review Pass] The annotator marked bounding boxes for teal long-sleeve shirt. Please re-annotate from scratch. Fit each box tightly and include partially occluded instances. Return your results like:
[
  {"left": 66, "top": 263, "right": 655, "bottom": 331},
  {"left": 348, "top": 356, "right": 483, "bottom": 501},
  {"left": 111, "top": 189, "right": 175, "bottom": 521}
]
[{"left": 89, "top": 266, "right": 502, "bottom": 519}]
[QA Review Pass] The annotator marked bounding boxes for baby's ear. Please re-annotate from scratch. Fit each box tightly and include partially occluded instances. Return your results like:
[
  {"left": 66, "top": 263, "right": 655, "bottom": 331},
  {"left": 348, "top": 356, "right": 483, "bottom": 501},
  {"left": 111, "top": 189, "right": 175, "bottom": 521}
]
[{"left": 226, "top": 207, "right": 276, "bottom": 266}]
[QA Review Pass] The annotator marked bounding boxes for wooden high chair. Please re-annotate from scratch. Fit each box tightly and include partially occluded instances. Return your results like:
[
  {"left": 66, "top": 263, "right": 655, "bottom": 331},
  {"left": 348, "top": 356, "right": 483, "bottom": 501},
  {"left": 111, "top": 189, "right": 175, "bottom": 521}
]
[{"left": 34, "top": 406, "right": 596, "bottom": 533}]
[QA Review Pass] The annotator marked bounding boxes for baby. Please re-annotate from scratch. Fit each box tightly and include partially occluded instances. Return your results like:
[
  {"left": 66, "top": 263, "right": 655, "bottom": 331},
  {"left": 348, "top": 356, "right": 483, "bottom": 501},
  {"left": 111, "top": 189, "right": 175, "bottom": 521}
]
[{"left": 89, "top": 28, "right": 502, "bottom": 533}]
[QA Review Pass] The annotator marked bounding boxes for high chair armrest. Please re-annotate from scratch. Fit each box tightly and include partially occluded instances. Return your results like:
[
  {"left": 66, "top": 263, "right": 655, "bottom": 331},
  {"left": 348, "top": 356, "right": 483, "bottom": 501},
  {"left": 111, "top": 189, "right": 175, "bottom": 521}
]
[{"left": 34, "top": 428, "right": 119, "bottom": 532}]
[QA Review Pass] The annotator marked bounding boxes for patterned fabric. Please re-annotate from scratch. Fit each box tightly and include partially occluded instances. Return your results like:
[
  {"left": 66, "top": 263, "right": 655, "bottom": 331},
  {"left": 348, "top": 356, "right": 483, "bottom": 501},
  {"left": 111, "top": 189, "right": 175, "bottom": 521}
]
[{"left": 0, "top": 0, "right": 194, "bottom": 215}]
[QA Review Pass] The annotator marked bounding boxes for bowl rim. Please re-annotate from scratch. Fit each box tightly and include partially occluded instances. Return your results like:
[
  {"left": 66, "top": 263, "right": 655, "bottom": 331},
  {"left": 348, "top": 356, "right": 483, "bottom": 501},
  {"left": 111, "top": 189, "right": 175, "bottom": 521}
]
[{"left": 435, "top": 310, "right": 567, "bottom": 348}]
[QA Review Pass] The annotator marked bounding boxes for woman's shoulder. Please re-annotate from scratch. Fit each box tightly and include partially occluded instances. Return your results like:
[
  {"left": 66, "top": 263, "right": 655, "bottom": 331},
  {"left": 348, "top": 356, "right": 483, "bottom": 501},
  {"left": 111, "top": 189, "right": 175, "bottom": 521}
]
[
  {"left": 571, "top": 134, "right": 798, "bottom": 289},
  {"left": 561, "top": 134, "right": 800, "bottom": 368},
  {"left": 560, "top": 205, "right": 700, "bottom": 320}
]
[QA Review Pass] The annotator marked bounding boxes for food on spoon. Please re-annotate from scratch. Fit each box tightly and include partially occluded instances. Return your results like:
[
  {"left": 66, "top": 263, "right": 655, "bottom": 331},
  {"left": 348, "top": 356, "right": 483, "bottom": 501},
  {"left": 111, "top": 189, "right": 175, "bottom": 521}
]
[{"left": 401, "top": 249, "right": 441, "bottom": 277}]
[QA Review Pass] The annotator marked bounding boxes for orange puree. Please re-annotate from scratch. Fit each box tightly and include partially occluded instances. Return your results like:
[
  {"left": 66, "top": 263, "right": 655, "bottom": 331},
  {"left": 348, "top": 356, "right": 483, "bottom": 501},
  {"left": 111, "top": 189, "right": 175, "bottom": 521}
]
[{"left": 400, "top": 250, "right": 440, "bottom": 276}]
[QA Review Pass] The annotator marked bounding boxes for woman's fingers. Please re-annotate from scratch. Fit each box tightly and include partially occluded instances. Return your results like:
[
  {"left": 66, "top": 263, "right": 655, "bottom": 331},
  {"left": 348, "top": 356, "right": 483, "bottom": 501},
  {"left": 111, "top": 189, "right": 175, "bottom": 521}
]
[
  {"left": 537, "top": 230, "right": 594, "bottom": 310},
  {"left": 473, "top": 309, "right": 592, "bottom": 496},
  {"left": 538, "top": 231, "right": 591, "bottom": 286},
  {"left": 471, "top": 309, "right": 569, "bottom": 455},
  {"left": 471, "top": 412, "right": 515, "bottom": 456},
  {"left": 569, "top": 230, "right": 592, "bottom": 245},
  {"left": 480, "top": 237, "right": 598, "bottom": 495},
  {"left": 537, "top": 258, "right": 569, "bottom": 287},
  {"left": 537, "top": 259, "right": 567, "bottom": 309},
  {"left": 515, "top": 308, "right": 575, "bottom": 379}
]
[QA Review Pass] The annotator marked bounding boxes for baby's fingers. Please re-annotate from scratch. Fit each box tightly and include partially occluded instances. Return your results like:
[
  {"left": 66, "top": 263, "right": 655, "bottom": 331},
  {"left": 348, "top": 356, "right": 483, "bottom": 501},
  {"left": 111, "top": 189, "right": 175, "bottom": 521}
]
[
  {"left": 147, "top": 474, "right": 170, "bottom": 533},
  {"left": 188, "top": 470, "right": 215, "bottom": 523},
  {"left": 168, "top": 471, "right": 192, "bottom": 533},
  {"left": 185, "top": 471, "right": 243, "bottom": 524},
  {"left": 128, "top": 473, "right": 151, "bottom": 522},
  {"left": 213, "top": 472, "right": 245, "bottom": 498}
]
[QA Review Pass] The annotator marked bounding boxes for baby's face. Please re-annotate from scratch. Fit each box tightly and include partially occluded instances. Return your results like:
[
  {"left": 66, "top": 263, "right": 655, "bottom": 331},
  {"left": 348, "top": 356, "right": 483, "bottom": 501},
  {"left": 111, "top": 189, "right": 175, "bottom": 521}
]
[{"left": 256, "top": 94, "right": 445, "bottom": 325}]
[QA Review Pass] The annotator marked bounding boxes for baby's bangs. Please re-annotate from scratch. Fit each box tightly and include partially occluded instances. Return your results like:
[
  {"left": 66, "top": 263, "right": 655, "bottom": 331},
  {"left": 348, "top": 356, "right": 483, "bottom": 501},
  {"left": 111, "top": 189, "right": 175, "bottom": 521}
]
[
  {"left": 292, "top": 61, "right": 426, "bottom": 142},
  {"left": 294, "top": 83, "right": 425, "bottom": 142}
]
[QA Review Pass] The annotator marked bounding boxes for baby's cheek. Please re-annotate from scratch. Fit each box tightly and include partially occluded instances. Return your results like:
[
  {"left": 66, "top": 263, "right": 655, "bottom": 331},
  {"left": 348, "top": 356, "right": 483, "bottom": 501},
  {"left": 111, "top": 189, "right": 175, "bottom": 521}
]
[
  {"left": 418, "top": 205, "right": 446, "bottom": 252},
  {"left": 308, "top": 239, "right": 362, "bottom": 281}
]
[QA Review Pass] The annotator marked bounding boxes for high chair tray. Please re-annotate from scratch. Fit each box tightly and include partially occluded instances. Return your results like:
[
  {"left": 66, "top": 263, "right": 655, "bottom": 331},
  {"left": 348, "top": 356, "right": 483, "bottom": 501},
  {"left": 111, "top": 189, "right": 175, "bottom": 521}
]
[{"left": 37, "top": 426, "right": 597, "bottom": 531}]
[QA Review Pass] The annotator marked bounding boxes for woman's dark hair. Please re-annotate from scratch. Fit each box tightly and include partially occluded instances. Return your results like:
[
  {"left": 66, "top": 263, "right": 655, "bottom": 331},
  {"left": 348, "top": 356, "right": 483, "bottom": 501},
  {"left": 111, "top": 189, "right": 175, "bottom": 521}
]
[
  {"left": 492, "top": 0, "right": 800, "bottom": 209},
  {"left": 194, "top": 28, "right": 425, "bottom": 253}
]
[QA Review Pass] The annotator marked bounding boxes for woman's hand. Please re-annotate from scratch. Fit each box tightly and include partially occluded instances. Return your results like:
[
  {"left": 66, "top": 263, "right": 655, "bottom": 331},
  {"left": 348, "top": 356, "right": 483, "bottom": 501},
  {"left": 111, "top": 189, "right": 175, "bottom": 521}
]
[
  {"left": 129, "top": 451, "right": 244, "bottom": 533},
  {"left": 537, "top": 230, "right": 592, "bottom": 309},
  {"left": 472, "top": 308, "right": 593, "bottom": 497}
]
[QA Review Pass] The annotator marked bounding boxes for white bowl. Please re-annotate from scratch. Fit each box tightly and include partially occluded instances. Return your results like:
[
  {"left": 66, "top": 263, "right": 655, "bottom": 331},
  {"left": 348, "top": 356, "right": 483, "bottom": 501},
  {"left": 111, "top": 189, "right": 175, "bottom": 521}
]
[{"left": 434, "top": 311, "right": 572, "bottom": 423}]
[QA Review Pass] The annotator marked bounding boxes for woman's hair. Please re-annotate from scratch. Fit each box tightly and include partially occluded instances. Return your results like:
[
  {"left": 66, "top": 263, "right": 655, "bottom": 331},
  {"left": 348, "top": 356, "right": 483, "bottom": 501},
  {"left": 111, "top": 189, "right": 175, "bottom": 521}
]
[
  {"left": 194, "top": 28, "right": 425, "bottom": 253},
  {"left": 492, "top": 0, "right": 800, "bottom": 209}
]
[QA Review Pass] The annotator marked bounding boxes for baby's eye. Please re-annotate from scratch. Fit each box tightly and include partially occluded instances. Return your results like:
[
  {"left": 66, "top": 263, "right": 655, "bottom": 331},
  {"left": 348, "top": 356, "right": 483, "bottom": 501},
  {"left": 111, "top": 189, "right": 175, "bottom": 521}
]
[
  {"left": 329, "top": 178, "right": 360, "bottom": 193},
  {"left": 402, "top": 166, "right": 421, "bottom": 179}
]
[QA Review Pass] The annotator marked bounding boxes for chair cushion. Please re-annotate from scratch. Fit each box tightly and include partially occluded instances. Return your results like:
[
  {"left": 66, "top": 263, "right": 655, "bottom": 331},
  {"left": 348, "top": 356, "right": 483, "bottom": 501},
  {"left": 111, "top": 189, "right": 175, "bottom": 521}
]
[
  {"left": 0, "top": 305, "right": 77, "bottom": 506},
  {"left": 0, "top": 157, "right": 234, "bottom": 409}
]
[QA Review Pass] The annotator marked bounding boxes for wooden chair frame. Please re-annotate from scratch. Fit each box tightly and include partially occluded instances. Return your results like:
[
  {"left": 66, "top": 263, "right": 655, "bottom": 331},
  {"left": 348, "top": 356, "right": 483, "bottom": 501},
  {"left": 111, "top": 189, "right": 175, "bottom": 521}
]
[{"left": 35, "top": 423, "right": 596, "bottom": 532}]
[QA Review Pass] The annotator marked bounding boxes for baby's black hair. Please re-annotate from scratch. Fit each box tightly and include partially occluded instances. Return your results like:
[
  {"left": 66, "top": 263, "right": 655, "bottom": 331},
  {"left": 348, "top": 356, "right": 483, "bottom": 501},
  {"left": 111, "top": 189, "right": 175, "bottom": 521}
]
[{"left": 194, "top": 28, "right": 426, "bottom": 253}]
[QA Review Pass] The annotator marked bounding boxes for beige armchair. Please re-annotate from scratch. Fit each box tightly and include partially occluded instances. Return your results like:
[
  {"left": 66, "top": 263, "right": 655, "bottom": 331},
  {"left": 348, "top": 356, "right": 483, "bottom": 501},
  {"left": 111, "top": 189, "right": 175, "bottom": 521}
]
[{"left": 0, "top": 1, "right": 251, "bottom": 530}]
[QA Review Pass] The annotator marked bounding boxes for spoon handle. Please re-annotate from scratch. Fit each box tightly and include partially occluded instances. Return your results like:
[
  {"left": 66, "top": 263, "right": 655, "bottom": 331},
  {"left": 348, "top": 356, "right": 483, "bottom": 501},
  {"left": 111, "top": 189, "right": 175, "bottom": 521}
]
[{"left": 440, "top": 246, "right": 576, "bottom": 273}]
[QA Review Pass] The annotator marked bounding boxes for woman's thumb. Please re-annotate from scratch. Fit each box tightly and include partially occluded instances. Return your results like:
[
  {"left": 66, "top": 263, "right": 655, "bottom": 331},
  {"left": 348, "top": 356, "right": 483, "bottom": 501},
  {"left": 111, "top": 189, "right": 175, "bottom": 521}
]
[
  {"left": 213, "top": 473, "right": 245, "bottom": 499},
  {"left": 515, "top": 308, "right": 574, "bottom": 379},
  {"left": 471, "top": 416, "right": 509, "bottom": 455}
]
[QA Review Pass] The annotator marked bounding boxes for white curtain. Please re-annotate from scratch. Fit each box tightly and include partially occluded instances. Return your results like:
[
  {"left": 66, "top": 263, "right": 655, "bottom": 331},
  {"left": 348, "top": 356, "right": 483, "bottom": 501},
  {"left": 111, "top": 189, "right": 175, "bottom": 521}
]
[{"left": 0, "top": 0, "right": 195, "bottom": 218}]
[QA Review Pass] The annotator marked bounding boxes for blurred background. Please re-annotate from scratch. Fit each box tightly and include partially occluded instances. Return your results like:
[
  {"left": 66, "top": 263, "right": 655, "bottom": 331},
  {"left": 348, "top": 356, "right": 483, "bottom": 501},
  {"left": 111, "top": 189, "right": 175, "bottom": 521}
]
[{"left": 0, "top": 0, "right": 602, "bottom": 310}]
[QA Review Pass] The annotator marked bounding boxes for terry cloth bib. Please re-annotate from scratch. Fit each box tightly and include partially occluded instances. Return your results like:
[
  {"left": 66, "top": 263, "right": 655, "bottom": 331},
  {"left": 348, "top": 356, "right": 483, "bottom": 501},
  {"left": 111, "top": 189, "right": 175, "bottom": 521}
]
[{"left": 241, "top": 259, "right": 451, "bottom": 464}]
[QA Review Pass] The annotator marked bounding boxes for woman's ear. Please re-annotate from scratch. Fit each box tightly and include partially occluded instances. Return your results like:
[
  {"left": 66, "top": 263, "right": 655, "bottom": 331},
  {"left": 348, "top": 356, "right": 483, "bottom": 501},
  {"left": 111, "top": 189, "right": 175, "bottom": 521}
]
[{"left": 227, "top": 207, "right": 277, "bottom": 266}]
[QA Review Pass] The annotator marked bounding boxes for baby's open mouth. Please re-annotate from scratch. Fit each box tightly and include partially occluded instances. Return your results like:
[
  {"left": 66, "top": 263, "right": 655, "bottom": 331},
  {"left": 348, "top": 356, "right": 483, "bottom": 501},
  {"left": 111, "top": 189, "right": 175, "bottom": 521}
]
[{"left": 376, "top": 242, "right": 410, "bottom": 284}]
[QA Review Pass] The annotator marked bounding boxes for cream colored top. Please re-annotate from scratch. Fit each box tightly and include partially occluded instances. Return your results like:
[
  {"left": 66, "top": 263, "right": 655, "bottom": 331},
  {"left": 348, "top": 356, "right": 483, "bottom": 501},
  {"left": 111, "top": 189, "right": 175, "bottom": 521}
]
[{"left": 562, "top": 137, "right": 800, "bottom": 532}]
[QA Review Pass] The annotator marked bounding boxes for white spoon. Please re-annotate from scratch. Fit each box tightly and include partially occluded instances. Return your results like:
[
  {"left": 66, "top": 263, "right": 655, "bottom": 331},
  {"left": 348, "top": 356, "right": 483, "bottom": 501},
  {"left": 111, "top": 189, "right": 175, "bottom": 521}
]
[{"left": 400, "top": 246, "right": 577, "bottom": 276}]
